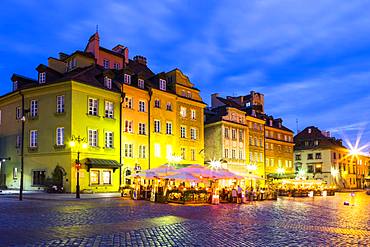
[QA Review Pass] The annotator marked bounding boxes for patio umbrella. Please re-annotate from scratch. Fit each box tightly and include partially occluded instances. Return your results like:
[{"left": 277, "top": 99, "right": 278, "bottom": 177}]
[
  {"left": 216, "top": 169, "right": 244, "bottom": 179},
  {"left": 146, "top": 164, "right": 177, "bottom": 176},
  {"left": 128, "top": 171, "right": 158, "bottom": 179},
  {"left": 178, "top": 164, "right": 223, "bottom": 179},
  {"left": 164, "top": 172, "right": 202, "bottom": 182}
]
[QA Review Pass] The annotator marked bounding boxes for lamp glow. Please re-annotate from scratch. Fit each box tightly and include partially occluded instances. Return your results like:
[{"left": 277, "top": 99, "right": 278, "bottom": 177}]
[
  {"left": 82, "top": 143, "right": 88, "bottom": 149},
  {"left": 331, "top": 167, "right": 339, "bottom": 177},
  {"left": 69, "top": 141, "right": 76, "bottom": 147},
  {"left": 277, "top": 167, "right": 285, "bottom": 175}
]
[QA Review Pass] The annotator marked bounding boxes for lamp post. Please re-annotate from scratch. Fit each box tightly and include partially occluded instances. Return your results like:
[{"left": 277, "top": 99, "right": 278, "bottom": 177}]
[{"left": 69, "top": 135, "right": 87, "bottom": 199}]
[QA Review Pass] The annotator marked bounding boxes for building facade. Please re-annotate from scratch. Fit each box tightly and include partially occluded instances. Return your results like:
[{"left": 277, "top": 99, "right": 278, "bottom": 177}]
[
  {"left": 294, "top": 126, "right": 370, "bottom": 189},
  {"left": 0, "top": 32, "right": 205, "bottom": 192}
]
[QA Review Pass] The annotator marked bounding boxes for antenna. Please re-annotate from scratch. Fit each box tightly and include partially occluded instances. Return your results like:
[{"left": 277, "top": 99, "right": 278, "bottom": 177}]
[{"left": 296, "top": 118, "right": 299, "bottom": 134}]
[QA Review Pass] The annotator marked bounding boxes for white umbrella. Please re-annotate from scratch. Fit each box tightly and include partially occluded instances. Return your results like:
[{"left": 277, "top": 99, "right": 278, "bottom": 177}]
[{"left": 164, "top": 172, "right": 202, "bottom": 182}]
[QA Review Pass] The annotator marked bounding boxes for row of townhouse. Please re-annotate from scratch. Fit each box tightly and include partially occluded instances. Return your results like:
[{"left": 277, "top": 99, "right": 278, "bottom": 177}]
[{"left": 0, "top": 32, "right": 205, "bottom": 193}]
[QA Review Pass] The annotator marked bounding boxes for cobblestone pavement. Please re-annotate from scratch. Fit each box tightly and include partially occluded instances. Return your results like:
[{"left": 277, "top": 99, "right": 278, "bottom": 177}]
[{"left": 0, "top": 192, "right": 369, "bottom": 246}]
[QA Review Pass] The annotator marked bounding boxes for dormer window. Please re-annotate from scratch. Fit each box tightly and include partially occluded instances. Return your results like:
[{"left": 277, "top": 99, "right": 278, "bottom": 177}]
[
  {"left": 138, "top": 79, "right": 144, "bottom": 89},
  {"left": 104, "top": 76, "right": 112, "bottom": 89},
  {"left": 308, "top": 128, "right": 312, "bottom": 134},
  {"left": 103, "top": 59, "right": 110, "bottom": 69},
  {"left": 39, "top": 72, "right": 46, "bottom": 84},
  {"left": 159, "top": 79, "right": 166, "bottom": 91},
  {"left": 269, "top": 120, "right": 273, "bottom": 126},
  {"left": 187, "top": 91, "right": 192, "bottom": 98},
  {"left": 124, "top": 74, "right": 131, "bottom": 84},
  {"left": 13, "top": 81, "right": 18, "bottom": 91}
]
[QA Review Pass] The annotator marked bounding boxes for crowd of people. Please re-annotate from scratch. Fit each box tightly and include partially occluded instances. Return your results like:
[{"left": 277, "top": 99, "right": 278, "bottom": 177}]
[{"left": 218, "top": 185, "right": 278, "bottom": 203}]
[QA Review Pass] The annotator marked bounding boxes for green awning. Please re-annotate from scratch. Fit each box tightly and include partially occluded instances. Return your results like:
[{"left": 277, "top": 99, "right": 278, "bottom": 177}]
[
  {"left": 85, "top": 158, "right": 121, "bottom": 171},
  {"left": 267, "top": 173, "right": 296, "bottom": 179}
]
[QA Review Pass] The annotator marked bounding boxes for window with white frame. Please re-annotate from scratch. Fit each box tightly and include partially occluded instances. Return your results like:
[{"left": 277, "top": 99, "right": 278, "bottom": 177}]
[
  {"left": 180, "top": 147, "right": 186, "bottom": 160},
  {"left": 124, "top": 120, "right": 133, "bottom": 133},
  {"left": 249, "top": 152, "right": 253, "bottom": 162},
  {"left": 224, "top": 148, "right": 229, "bottom": 158},
  {"left": 239, "top": 150, "right": 243, "bottom": 160},
  {"left": 124, "top": 96, "right": 133, "bottom": 109},
  {"left": 114, "top": 63, "right": 120, "bottom": 70},
  {"left": 88, "top": 98, "right": 98, "bottom": 116},
  {"left": 154, "top": 120, "right": 160, "bottom": 133},
  {"left": 180, "top": 107, "right": 186, "bottom": 117},
  {"left": 271, "top": 159, "right": 275, "bottom": 166},
  {"left": 38, "top": 72, "right": 46, "bottom": 84},
  {"left": 139, "top": 145, "right": 146, "bottom": 158},
  {"left": 138, "top": 79, "right": 144, "bottom": 89},
  {"left": 90, "top": 170, "right": 100, "bottom": 185},
  {"left": 105, "top": 101, "right": 114, "bottom": 118},
  {"left": 166, "top": 145, "right": 172, "bottom": 159},
  {"left": 138, "top": 100, "right": 146, "bottom": 112},
  {"left": 124, "top": 143, "right": 133, "bottom": 157},
  {"left": 30, "top": 100, "right": 38, "bottom": 117},
  {"left": 56, "top": 95, "right": 65, "bottom": 113},
  {"left": 154, "top": 143, "right": 161, "bottom": 157},
  {"left": 231, "top": 149, "right": 236, "bottom": 159},
  {"left": 180, "top": 126, "right": 186, "bottom": 138},
  {"left": 102, "top": 170, "right": 112, "bottom": 184},
  {"left": 191, "top": 109, "right": 196, "bottom": 120},
  {"left": 105, "top": 131, "right": 113, "bottom": 148},
  {"left": 166, "top": 122, "right": 172, "bottom": 135},
  {"left": 16, "top": 106, "right": 22, "bottom": 119},
  {"left": 103, "top": 59, "right": 110, "bottom": 69},
  {"left": 232, "top": 129, "right": 237, "bottom": 140},
  {"left": 124, "top": 74, "right": 131, "bottom": 84},
  {"left": 159, "top": 79, "right": 166, "bottom": 91},
  {"left": 154, "top": 99, "right": 160, "bottom": 108},
  {"left": 224, "top": 128, "right": 229, "bottom": 139},
  {"left": 260, "top": 153, "right": 263, "bottom": 162},
  {"left": 30, "top": 130, "right": 38, "bottom": 148},
  {"left": 138, "top": 123, "right": 146, "bottom": 135},
  {"left": 191, "top": 149, "right": 196, "bottom": 161},
  {"left": 166, "top": 102, "right": 172, "bottom": 111},
  {"left": 56, "top": 127, "right": 64, "bottom": 146},
  {"left": 104, "top": 76, "right": 112, "bottom": 89},
  {"left": 13, "top": 167, "right": 18, "bottom": 179},
  {"left": 239, "top": 130, "right": 243, "bottom": 141},
  {"left": 88, "top": 129, "right": 98, "bottom": 147},
  {"left": 190, "top": 128, "right": 197, "bottom": 140},
  {"left": 187, "top": 91, "right": 192, "bottom": 99}
]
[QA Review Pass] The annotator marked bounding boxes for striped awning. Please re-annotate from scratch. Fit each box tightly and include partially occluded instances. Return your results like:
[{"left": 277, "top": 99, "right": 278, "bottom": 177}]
[{"left": 85, "top": 158, "right": 121, "bottom": 171}]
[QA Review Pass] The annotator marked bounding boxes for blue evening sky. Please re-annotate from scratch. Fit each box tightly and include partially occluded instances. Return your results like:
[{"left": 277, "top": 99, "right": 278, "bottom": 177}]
[{"left": 1, "top": 0, "right": 370, "bottom": 150}]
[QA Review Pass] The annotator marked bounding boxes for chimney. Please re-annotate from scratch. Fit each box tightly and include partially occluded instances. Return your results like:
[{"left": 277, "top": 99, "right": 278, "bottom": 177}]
[
  {"left": 211, "top": 93, "right": 221, "bottom": 108},
  {"left": 59, "top": 52, "right": 69, "bottom": 60},
  {"left": 133, "top": 55, "right": 147, "bottom": 66}
]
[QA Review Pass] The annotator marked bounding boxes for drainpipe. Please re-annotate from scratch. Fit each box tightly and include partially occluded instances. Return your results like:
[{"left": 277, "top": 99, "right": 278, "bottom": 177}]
[
  {"left": 119, "top": 87, "right": 125, "bottom": 189},
  {"left": 19, "top": 91, "right": 25, "bottom": 201},
  {"left": 148, "top": 87, "right": 153, "bottom": 170}
]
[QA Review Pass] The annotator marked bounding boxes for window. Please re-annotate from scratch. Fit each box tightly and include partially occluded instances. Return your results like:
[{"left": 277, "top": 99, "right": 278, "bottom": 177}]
[
  {"left": 191, "top": 149, "right": 196, "bottom": 161},
  {"left": 260, "top": 153, "right": 263, "bottom": 162},
  {"left": 166, "top": 102, "right": 172, "bottom": 111},
  {"left": 32, "top": 171, "right": 46, "bottom": 186},
  {"left": 180, "top": 107, "right": 186, "bottom": 117},
  {"left": 266, "top": 159, "right": 270, "bottom": 166},
  {"left": 314, "top": 140, "right": 319, "bottom": 146},
  {"left": 180, "top": 126, "right": 186, "bottom": 138},
  {"left": 180, "top": 147, "right": 186, "bottom": 160},
  {"left": 88, "top": 129, "right": 98, "bottom": 147},
  {"left": 104, "top": 76, "right": 112, "bottom": 89},
  {"left": 138, "top": 79, "right": 145, "bottom": 89},
  {"left": 13, "top": 81, "right": 18, "bottom": 91},
  {"left": 56, "top": 95, "right": 65, "bottom": 113},
  {"left": 38, "top": 72, "right": 46, "bottom": 84},
  {"left": 138, "top": 100, "right": 146, "bottom": 112},
  {"left": 239, "top": 130, "right": 243, "bottom": 141},
  {"left": 289, "top": 161, "right": 292, "bottom": 168},
  {"left": 249, "top": 136, "right": 253, "bottom": 145},
  {"left": 103, "top": 59, "right": 110, "bottom": 69},
  {"left": 315, "top": 164, "right": 322, "bottom": 173},
  {"left": 154, "top": 99, "right": 161, "bottom": 108},
  {"left": 124, "top": 120, "right": 133, "bottom": 133},
  {"left": 154, "top": 120, "right": 161, "bottom": 133},
  {"left": 105, "top": 131, "right": 113, "bottom": 148},
  {"left": 114, "top": 63, "right": 120, "bottom": 70},
  {"left": 30, "top": 100, "right": 38, "bottom": 117},
  {"left": 16, "top": 106, "right": 22, "bottom": 119},
  {"left": 224, "top": 128, "right": 229, "bottom": 139},
  {"left": 187, "top": 91, "right": 192, "bottom": 99},
  {"left": 124, "top": 144, "right": 133, "bottom": 157},
  {"left": 181, "top": 90, "right": 186, "bottom": 97},
  {"left": 270, "top": 143, "right": 274, "bottom": 150},
  {"left": 16, "top": 135, "right": 21, "bottom": 148},
  {"left": 30, "top": 130, "right": 38, "bottom": 148},
  {"left": 90, "top": 170, "right": 100, "bottom": 185},
  {"left": 105, "top": 101, "right": 114, "bottom": 118},
  {"left": 56, "top": 127, "right": 64, "bottom": 146},
  {"left": 308, "top": 128, "right": 312, "bottom": 134},
  {"left": 138, "top": 123, "right": 146, "bottom": 135},
  {"left": 166, "top": 145, "right": 173, "bottom": 159},
  {"left": 232, "top": 129, "right": 237, "bottom": 140},
  {"left": 190, "top": 128, "right": 197, "bottom": 140},
  {"left": 159, "top": 79, "right": 166, "bottom": 91},
  {"left": 285, "top": 160, "right": 289, "bottom": 167},
  {"left": 124, "top": 74, "right": 131, "bottom": 84},
  {"left": 224, "top": 148, "right": 229, "bottom": 158},
  {"left": 259, "top": 139, "right": 263, "bottom": 147},
  {"left": 295, "top": 154, "right": 301, "bottom": 160},
  {"left": 271, "top": 159, "right": 275, "bottom": 166},
  {"left": 154, "top": 143, "right": 161, "bottom": 157},
  {"left": 315, "top": 153, "right": 322, "bottom": 159},
  {"left": 333, "top": 152, "right": 337, "bottom": 159},
  {"left": 13, "top": 167, "right": 18, "bottom": 179},
  {"left": 166, "top": 122, "right": 172, "bottom": 135},
  {"left": 239, "top": 150, "right": 243, "bottom": 160},
  {"left": 191, "top": 109, "right": 196, "bottom": 120},
  {"left": 232, "top": 149, "right": 236, "bottom": 159},
  {"left": 88, "top": 98, "right": 98, "bottom": 116},
  {"left": 307, "top": 153, "right": 313, "bottom": 160},
  {"left": 250, "top": 152, "right": 253, "bottom": 162},
  {"left": 124, "top": 96, "right": 133, "bottom": 109},
  {"left": 103, "top": 170, "right": 112, "bottom": 184},
  {"left": 139, "top": 145, "right": 146, "bottom": 158}
]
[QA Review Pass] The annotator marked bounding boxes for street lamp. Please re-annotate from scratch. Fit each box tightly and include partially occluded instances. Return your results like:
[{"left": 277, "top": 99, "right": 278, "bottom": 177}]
[{"left": 69, "top": 135, "right": 87, "bottom": 199}]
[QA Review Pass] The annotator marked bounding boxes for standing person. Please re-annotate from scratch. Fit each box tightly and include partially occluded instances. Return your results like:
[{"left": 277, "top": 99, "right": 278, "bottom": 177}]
[
  {"left": 237, "top": 185, "right": 243, "bottom": 204},
  {"left": 232, "top": 187, "right": 237, "bottom": 203}
]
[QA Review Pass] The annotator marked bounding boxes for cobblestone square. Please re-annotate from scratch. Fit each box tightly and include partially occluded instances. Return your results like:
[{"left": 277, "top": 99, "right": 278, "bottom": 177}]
[{"left": 0, "top": 192, "right": 369, "bottom": 246}]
